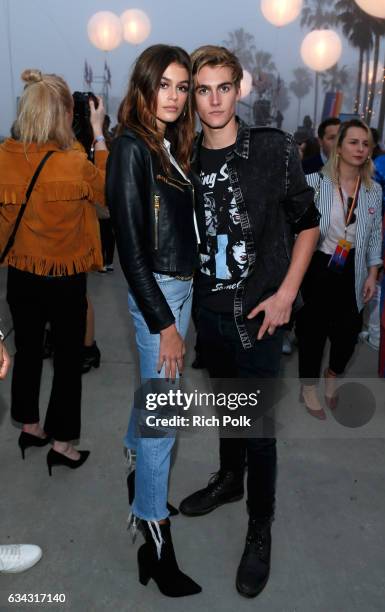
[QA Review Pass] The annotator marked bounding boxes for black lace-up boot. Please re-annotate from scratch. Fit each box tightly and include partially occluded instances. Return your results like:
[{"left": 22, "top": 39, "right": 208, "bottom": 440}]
[
  {"left": 236, "top": 520, "right": 271, "bottom": 598},
  {"left": 179, "top": 470, "right": 244, "bottom": 516}
]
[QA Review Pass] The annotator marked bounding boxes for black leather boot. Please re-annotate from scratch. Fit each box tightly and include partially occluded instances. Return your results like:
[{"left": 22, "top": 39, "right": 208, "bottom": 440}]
[
  {"left": 236, "top": 520, "right": 271, "bottom": 598},
  {"left": 179, "top": 470, "right": 244, "bottom": 516},
  {"left": 137, "top": 519, "right": 202, "bottom": 597}
]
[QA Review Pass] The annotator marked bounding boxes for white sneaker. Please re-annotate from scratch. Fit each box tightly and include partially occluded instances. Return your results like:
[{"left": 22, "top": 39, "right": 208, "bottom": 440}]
[{"left": 0, "top": 544, "right": 42, "bottom": 573}]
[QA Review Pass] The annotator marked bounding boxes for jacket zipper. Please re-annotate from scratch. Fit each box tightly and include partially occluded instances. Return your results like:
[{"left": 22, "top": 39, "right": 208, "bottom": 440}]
[
  {"left": 156, "top": 174, "right": 189, "bottom": 192},
  {"left": 154, "top": 194, "right": 160, "bottom": 250}
]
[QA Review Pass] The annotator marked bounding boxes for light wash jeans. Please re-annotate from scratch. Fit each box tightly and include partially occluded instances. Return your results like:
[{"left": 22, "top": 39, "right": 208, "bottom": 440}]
[{"left": 125, "top": 274, "right": 193, "bottom": 521}]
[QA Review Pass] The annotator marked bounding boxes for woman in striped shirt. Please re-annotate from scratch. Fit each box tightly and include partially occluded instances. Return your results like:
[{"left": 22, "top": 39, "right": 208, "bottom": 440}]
[{"left": 296, "top": 119, "right": 382, "bottom": 418}]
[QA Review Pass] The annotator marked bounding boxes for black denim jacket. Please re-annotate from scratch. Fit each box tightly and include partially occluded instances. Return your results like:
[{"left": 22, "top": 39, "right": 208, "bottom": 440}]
[{"left": 192, "top": 120, "right": 320, "bottom": 349}]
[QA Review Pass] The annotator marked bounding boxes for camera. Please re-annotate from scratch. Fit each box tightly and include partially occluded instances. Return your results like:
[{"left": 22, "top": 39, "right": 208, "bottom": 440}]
[{"left": 72, "top": 91, "right": 99, "bottom": 159}]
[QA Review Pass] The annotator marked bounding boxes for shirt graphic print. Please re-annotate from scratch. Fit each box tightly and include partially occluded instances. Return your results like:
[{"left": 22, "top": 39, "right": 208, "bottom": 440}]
[{"left": 198, "top": 145, "right": 248, "bottom": 312}]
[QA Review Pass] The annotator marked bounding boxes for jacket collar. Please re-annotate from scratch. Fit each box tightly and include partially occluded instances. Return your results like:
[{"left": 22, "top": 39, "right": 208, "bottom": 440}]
[{"left": 192, "top": 117, "right": 250, "bottom": 165}]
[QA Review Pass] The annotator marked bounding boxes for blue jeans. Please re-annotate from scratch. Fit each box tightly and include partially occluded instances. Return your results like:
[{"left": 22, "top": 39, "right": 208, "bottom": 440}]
[{"left": 125, "top": 274, "right": 193, "bottom": 521}]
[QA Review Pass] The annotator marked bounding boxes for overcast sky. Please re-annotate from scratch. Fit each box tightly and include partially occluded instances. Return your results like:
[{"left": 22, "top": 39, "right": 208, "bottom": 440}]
[{"left": 0, "top": 0, "right": 375, "bottom": 136}]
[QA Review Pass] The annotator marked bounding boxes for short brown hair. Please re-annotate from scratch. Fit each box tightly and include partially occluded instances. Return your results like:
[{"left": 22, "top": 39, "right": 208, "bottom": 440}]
[
  {"left": 16, "top": 69, "right": 74, "bottom": 149},
  {"left": 191, "top": 45, "right": 243, "bottom": 89}
]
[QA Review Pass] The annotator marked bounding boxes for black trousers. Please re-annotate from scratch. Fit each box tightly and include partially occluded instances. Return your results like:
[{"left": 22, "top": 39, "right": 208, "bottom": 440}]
[
  {"left": 99, "top": 218, "right": 115, "bottom": 267},
  {"left": 7, "top": 267, "right": 87, "bottom": 441},
  {"left": 296, "top": 250, "right": 363, "bottom": 382},
  {"left": 198, "top": 306, "right": 283, "bottom": 523}
]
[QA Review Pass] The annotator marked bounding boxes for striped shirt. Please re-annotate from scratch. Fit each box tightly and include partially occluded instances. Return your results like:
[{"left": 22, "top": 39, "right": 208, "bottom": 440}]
[{"left": 306, "top": 172, "right": 383, "bottom": 311}]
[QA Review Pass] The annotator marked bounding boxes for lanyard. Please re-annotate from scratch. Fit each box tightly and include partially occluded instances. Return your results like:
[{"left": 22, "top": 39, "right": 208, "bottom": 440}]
[{"left": 337, "top": 176, "right": 361, "bottom": 237}]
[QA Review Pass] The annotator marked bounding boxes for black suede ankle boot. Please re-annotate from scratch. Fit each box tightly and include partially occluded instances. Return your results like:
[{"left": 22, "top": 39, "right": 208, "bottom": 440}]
[
  {"left": 137, "top": 519, "right": 202, "bottom": 597},
  {"left": 236, "top": 520, "right": 271, "bottom": 598}
]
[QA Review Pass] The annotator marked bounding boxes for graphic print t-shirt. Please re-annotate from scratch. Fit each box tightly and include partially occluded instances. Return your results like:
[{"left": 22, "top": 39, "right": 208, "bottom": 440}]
[{"left": 197, "top": 145, "right": 248, "bottom": 312}]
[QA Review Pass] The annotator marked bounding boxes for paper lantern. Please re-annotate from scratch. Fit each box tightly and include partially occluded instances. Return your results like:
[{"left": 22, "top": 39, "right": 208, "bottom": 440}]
[
  {"left": 240, "top": 69, "right": 253, "bottom": 99},
  {"left": 260, "top": 0, "right": 303, "bottom": 27},
  {"left": 301, "top": 30, "right": 342, "bottom": 72},
  {"left": 121, "top": 9, "right": 151, "bottom": 45},
  {"left": 87, "top": 11, "right": 123, "bottom": 51},
  {"left": 354, "top": 0, "right": 385, "bottom": 19}
]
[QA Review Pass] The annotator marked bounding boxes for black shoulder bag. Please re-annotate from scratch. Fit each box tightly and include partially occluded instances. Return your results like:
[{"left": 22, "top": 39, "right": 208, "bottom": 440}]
[{"left": 0, "top": 151, "right": 55, "bottom": 264}]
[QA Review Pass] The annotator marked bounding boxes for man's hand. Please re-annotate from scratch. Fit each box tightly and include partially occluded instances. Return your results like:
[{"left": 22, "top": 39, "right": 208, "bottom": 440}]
[
  {"left": 0, "top": 341, "right": 10, "bottom": 379},
  {"left": 247, "top": 291, "right": 293, "bottom": 340},
  {"left": 157, "top": 323, "right": 185, "bottom": 380}
]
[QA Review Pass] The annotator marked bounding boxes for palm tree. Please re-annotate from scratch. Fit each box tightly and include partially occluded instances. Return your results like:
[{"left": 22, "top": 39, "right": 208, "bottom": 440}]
[
  {"left": 300, "top": 0, "right": 337, "bottom": 125},
  {"left": 300, "top": 0, "right": 336, "bottom": 29},
  {"left": 290, "top": 67, "right": 313, "bottom": 126},
  {"left": 253, "top": 51, "right": 277, "bottom": 99},
  {"left": 335, "top": 0, "right": 374, "bottom": 114},
  {"left": 321, "top": 64, "right": 349, "bottom": 93},
  {"left": 366, "top": 19, "right": 385, "bottom": 124},
  {"left": 223, "top": 28, "right": 255, "bottom": 72}
]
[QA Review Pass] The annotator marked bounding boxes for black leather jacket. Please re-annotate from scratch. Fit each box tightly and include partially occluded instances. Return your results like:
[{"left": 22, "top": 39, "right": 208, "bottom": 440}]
[
  {"left": 193, "top": 121, "right": 320, "bottom": 349},
  {"left": 107, "top": 129, "right": 201, "bottom": 333}
]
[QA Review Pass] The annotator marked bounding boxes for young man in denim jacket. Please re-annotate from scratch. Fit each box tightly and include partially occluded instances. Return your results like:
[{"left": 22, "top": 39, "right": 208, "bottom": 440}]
[{"left": 179, "top": 45, "right": 320, "bottom": 598}]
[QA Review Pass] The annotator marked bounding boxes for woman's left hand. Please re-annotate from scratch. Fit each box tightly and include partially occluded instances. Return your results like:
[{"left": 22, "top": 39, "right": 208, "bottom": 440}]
[{"left": 363, "top": 275, "right": 377, "bottom": 303}]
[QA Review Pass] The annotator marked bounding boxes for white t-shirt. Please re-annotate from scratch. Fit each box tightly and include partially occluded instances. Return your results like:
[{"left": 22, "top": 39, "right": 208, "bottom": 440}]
[
  {"left": 163, "top": 139, "right": 200, "bottom": 244},
  {"left": 319, "top": 186, "right": 357, "bottom": 255}
]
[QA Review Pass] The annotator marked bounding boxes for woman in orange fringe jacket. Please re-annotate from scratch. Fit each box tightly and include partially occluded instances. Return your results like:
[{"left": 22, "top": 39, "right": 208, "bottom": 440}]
[{"left": 0, "top": 69, "right": 107, "bottom": 475}]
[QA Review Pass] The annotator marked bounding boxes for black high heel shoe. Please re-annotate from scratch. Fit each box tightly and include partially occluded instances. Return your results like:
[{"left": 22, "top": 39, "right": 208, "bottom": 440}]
[
  {"left": 127, "top": 470, "right": 179, "bottom": 516},
  {"left": 81, "top": 342, "right": 101, "bottom": 374},
  {"left": 138, "top": 519, "right": 201, "bottom": 597},
  {"left": 47, "top": 448, "right": 90, "bottom": 476},
  {"left": 18, "top": 431, "right": 51, "bottom": 460}
]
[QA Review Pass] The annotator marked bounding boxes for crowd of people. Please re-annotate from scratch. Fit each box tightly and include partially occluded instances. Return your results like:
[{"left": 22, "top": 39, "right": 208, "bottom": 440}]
[{"left": 0, "top": 43, "right": 384, "bottom": 599}]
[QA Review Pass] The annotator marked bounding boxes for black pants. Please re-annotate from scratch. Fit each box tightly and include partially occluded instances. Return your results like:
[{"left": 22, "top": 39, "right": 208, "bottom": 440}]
[
  {"left": 99, "top": 218, "right": 115, "bottom": 267},
  {"left": 198, "top": 306, "right": 283, "bottom": 523},
  {"left": 7, "top": 267, "right": 87, "bottom": 441},
  {"left": 296, "top": 250, "right": 363, "bottom": 382}
]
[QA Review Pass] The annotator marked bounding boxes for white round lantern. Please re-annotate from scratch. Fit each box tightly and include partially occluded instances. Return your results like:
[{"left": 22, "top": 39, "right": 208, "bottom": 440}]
[
  {"left": 301, "top": 30, "right": 342, "bottom": 72},
  {"left": 260, "top": 0, "right": 303, "bottom": 27},
  {"left": 240, "top": 69, "right": 253, "bottom": 99},
  {"left": 87, "top": 11, "right": 123, "bottom": 51},
  {"left": 354, "top": 0, "right": 385, "bottom": 19},
  {"left": 121, "top": 9, "right": 151, "bottom": 45}
]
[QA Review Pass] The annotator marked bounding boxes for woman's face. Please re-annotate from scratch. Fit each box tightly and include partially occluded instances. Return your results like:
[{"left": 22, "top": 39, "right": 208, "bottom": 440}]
[
  {"left": 232, "top": 241, "right": 247, "bottom": 265},
  {"left": 338, "top": 127, "right": 371, "bottom": 169},
  {"left": 155, "top": 62, "right": 190, "bottom": 132}
]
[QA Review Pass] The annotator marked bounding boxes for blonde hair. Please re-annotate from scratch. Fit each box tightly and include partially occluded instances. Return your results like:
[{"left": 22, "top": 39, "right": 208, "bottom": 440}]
[
  {"left": 323, "top": 119, "right": 374, "bottom": 188},
  {"left": 191, "top": 45, "right": 243, "bottom": 89},
  {"left": 16, "top": 69, "right": 74, "bottom": 149}
]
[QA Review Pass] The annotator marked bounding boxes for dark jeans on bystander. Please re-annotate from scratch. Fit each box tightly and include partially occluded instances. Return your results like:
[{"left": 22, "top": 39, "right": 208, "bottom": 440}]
[{"left": 7, "top": 266, "right": 87, "bottom": 441}]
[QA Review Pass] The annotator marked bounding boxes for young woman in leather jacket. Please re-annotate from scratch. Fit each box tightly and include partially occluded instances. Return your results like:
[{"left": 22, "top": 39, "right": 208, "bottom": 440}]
[{"left": 107, "top": 45, "right": 201, "bottom": 597}]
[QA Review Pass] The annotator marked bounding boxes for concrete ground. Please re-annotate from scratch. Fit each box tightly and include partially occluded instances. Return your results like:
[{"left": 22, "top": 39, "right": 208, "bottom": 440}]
[{"left": 0, "top": 265, "right": 384, "bottom": 612}]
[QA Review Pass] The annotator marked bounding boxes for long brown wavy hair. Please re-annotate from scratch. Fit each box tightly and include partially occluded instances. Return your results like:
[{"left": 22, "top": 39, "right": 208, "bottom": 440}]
[{"left": 118, "top": 44, "right": 194, "bottom": 173}]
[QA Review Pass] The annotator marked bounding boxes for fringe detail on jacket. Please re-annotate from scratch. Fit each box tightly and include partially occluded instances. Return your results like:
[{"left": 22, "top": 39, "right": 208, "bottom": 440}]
[
  {"left": 5, "top": 249, "right": 101, "bottom": 276},
  {"left": 0, "top": 181, "right": 94, "bottom": 205}
]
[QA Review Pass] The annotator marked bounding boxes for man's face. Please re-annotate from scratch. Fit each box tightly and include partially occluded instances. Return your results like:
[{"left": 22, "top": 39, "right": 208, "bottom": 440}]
[
  {"left": 194, "top": 65, "right": 240, "bottom": 130},
  {"left": 319, "top": 124, "right": 340, "bottom": 158}
]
